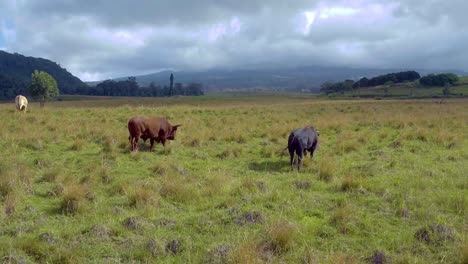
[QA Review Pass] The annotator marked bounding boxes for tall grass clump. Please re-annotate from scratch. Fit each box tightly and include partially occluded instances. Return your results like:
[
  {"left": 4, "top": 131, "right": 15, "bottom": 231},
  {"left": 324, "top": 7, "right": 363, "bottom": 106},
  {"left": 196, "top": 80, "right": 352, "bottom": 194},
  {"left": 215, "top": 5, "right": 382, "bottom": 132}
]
[
  {"left": 340, "top": 175, "right": 359, "bottom": 192},
  {"left": 41, "top": 167, "right": 62, "bottom": 183},
  {"left": 60, "top": 184, "right": 90, "bottom": 214},
  {"left": 70, "top": 139, "right": 86, "bottom": 151},
  {"left": 229, "top": 241, "right": 263, "bottom": 264},
  {"left": 318, "top": 157, "right": 335, "bottom": 182},
  {"left": 4, "top": 193, "right": 17, "bottom": 216},
  {"left": 203, "top": 173, "right": 231, "bottom": 197},
  {"left": 127, "top": 184, "right": 159, "bottom": 208},
  {"left": 266, "top": 220, "right": 297, "bottom": 253},
  {"left": 160, "top": 175, "right": 198, "bottom": 203},
  {"left": 330, "top": 205, "right": 354, "bottom": 234},
  {"left": 335, "top": 132, "right": 359, "bottom": 154}
]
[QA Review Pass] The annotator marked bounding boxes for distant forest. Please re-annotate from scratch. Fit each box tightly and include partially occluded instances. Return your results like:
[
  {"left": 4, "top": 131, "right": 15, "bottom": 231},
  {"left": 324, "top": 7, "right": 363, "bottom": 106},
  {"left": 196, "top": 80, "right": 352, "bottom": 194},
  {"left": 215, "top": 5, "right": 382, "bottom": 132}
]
[
  {"left": 320, "top": 71, "right": 460, "bottom": 94},
  {"left": 0, "top": 50, "right": 203, "bottom": 99},
  {"left": 78, "top": 77, "right": 204, "bottom": 97}
]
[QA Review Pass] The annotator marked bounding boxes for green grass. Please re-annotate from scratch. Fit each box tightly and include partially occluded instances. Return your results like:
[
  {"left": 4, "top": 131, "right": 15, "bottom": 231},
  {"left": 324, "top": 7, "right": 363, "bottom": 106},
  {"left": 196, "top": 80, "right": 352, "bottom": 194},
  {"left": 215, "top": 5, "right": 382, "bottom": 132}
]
[{"left": 0, "top": 95, "right": 466, "bottom": 263}]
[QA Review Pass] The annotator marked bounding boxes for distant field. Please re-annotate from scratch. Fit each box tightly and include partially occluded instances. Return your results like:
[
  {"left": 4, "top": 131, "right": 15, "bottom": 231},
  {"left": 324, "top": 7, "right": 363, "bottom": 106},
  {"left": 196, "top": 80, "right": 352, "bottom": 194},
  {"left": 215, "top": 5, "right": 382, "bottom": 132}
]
[
  {"left": 329, "top": 76, "right": 468, "bottom": 98},
  {"left": 0, "top": 95, "right": 466, "bottom": 263}
]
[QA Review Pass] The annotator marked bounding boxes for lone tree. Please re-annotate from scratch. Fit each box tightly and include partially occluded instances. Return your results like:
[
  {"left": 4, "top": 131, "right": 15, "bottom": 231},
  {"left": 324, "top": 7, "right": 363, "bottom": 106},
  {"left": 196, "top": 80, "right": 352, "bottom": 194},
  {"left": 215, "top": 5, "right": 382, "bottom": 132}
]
[
  {"left": 169, "top": 73, "right": 174, "bottom": 96},
  {"left": 29, "top": 70, "right": 59, "bottom": 107}
]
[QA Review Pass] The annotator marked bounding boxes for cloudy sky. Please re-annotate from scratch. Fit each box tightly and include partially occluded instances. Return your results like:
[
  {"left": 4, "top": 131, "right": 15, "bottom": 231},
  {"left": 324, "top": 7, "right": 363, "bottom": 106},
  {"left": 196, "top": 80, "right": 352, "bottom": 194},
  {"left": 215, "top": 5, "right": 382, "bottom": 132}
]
[{"left": 1, "top": 0, "right": 467, "bottom": 81}]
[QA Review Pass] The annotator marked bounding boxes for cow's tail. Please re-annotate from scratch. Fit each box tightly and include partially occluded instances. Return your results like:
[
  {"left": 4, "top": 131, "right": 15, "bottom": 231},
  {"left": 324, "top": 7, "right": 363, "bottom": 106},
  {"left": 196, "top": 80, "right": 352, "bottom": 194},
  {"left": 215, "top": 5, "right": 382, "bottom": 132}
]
[
  {"left": 20, "top": 104, "right": 26, "bottom": 111},
  {"left": 286, "top": 133, "right": 296, "bottom": 149},
  {"left": 282, "top": 133, "right": 296, "bottom": 156}
]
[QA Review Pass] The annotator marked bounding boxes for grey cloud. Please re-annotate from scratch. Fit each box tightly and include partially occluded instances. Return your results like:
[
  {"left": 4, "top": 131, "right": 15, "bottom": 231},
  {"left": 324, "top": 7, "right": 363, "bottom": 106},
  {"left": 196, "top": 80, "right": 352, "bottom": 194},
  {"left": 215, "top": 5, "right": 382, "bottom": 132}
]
[{"left": 4, "top": 0, "right": 468, "bottom": 81}]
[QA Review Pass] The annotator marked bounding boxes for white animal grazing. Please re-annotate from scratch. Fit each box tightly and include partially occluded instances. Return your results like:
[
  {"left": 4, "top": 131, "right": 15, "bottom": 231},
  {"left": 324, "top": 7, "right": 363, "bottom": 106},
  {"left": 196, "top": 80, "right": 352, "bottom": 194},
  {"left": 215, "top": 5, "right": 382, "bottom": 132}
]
[{"left": 15, "top": 95, "right": 28, "bottom": 113}]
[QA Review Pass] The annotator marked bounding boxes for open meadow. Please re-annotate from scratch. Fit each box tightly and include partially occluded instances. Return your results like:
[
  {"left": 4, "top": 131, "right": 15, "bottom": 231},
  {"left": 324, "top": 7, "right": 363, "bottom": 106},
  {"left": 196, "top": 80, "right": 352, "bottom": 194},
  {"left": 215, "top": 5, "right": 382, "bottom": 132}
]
[{"left": 0, "top": 95, "right": 467, "bottom": 263}]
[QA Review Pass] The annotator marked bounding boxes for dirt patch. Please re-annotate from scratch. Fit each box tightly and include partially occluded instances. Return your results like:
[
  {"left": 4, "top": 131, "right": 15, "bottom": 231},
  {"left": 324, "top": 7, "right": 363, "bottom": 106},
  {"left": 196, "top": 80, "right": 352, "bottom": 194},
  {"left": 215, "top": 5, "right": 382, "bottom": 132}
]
[
  {"left": 294, "top": 180, "right": 311, "bottom": 190},
  {"left": 123, "top": 216, "right": 143, "bottom": 230},
  {"left": 388, "top": 141, "right": 401, "bottom": 148},
  {"left": 89, "top": 225, "right": 111, "bottom": 239},
  {"left": 166, "top": 239, "right": 182, "bottom": 255},
  {"left": 207, "top": 244, "right": 230, "bottom": 264},
  {"left": 146, "top": 239, "right": 164, "bottom": 257},
  {"left": 256, "top": 181, "right": 267, "bottom": 191},
  {"left": 157, "top": 218, "right": 177, "bottom": 227},
  {"left": 258, "top": 241, "right": 276, "bottom": 261},
  {"left": 234, "top": 211, "right": 263, "bottom": 226},
  {"left": 415, "top": 224, "right": 453, "bottom": 245},
  {"left": 1, "top": 255, "right": 28, "bottom": 264},
  {"left": 38, "top": 232, "right": 56, "bottom": 244},
  {"left": 367, "top": 251, "right": 388, "bottom": 264}
]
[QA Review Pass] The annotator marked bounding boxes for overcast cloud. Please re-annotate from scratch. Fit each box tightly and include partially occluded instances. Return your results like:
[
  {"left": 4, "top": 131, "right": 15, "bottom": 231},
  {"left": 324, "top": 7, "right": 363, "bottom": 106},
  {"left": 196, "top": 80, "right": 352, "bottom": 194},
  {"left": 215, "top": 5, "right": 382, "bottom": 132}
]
[{"left": 0, "top": 0, "right": 467, "bottom": 81}]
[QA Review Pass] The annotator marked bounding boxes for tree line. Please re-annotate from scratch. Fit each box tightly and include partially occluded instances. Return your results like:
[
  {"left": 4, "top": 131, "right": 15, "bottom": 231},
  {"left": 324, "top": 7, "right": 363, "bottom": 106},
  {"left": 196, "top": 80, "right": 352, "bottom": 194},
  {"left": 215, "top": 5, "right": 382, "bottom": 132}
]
[
  {"left": 320, "top": 71, "right": 459, "bottom": 94},
  {"left": 77, "top": 77, "right": 204, "bottom": 97},
  {"left": 0, "top": 50, "right": 204, "bottom": 99}
]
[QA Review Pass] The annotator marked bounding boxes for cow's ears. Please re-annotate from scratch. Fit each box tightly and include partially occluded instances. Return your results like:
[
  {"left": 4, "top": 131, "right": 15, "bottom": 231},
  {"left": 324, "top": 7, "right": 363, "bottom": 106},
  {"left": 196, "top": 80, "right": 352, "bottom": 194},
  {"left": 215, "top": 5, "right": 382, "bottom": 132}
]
[{"left": 173, "top": 124, "right": 182, "bottom": 129}]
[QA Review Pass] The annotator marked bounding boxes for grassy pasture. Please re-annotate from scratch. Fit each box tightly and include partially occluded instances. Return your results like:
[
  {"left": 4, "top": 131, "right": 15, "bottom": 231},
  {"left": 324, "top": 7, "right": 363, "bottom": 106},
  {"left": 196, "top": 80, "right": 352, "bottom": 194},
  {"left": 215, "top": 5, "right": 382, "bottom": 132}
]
[{"left": 0, "top": 95, "right": 467, "bottom": 263}]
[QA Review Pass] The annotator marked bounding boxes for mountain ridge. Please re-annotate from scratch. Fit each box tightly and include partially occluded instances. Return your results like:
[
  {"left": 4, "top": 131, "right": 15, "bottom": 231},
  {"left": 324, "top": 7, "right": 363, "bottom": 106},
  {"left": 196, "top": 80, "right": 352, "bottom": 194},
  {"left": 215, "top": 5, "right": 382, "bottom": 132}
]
[{"left": 87, "top": 66, "right": 468, "bottom": 92}]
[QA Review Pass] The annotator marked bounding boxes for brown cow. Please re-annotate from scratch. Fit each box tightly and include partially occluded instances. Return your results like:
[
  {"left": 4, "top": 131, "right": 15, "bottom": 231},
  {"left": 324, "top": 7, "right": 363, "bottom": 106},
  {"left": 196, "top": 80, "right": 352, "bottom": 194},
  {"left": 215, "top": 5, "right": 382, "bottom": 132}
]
[{"left": 127, "top": 116, "right": 181, "bottom": 152}]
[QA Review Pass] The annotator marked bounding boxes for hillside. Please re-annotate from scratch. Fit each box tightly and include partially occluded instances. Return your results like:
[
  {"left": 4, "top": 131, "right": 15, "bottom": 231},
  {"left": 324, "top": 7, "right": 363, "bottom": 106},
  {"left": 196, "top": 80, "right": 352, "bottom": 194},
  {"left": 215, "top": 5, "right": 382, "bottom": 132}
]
[
  {"left": 0, "top": 50, "right": 87, "bottom": 98},
  {"left": 88, "top": 66, "right": 468, "bottom": 93},
  {"left": 327, "top": 76, "right": 468, "bottom": 98},
  {"left": 88, "top": 67, "right": 420, "bottom": 92}
]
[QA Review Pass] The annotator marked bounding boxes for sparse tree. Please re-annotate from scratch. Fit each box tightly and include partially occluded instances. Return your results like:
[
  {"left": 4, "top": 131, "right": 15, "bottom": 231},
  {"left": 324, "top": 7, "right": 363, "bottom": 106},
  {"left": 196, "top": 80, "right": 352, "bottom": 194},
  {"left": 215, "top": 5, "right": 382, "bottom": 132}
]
[
  {"left": 29, "top": 70, "right": 59, "bottom": 107},
  {"left": 440, "top": 83, "right": 451, "bottom": 104},
  {"left": 169, "top": 73, "right": 174, "bottom": 96}
]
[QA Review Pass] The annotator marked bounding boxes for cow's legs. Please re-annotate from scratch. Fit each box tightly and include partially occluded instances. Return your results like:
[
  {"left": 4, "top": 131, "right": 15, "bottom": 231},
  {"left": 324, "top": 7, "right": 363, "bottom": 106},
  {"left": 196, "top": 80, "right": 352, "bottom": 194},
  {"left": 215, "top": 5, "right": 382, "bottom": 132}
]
[
  {"left": 150, "top": 138, "right": 155, "bottom": 151},
  {"left": 289, "top": 147, "right": 295, "bottom": 171},
  {"left": 296, "top": 147, "right": 304, "bottom": 171},
  {"left": 310, "top": 141, "right": 317, "bottom": 159},
  {"left": 133, "top": 137, "right": 139, "bottom": 151}
]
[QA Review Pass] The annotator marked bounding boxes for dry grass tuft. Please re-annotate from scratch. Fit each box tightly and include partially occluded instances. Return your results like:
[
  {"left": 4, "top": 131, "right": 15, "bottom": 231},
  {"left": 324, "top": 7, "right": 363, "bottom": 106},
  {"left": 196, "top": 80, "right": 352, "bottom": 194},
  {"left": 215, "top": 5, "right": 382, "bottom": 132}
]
[
  {"left": 41, "top": 167, "right": 62, "bottom": 183},
  {"left": 328, "top": 253, "right": 357, "bottom": 264},
  {"left": 459, "top": 242, "right": 468, "bottom": 264},
  {"left": 0, "top": 172, "right": 15, "bottom": 198},
  {"left": 229, "top": 241, "right": 263, "bottom": 264},
  {"left": 330, "top": 206, "right": 354, "bottom": 234},
  {"left": 128, "top": 184, "right": 159, "bottom": 208},
  {"left": 4, "top": 193, "right": 17, "bottom": 216},
  {"left": 70, "top": 139, "right": 86, "bottom": 151},
  {"left": 160, "top": 176, "right": 197, "bottom": 202},
  {"left": 267, "top": 220, "right": 297, "bottom": 253},
  {"left": 60, "top": 184, "right": 90, "bottom": 214},
  {"left": 336, "top": 132, "right": 359, "bottom": 153},
  {"left": 204, "top": 174, "right": 230, "bottom": 196},
  {"left": 340, "top": 175, "right": 359, "bottom": 192},
  {"left": 217, "top": 147, "right": 242, "bottom": 159},
  {"left": 319, "top": 158, "right": 335, "bottom": 182},
  {"left": 151, "top": 162, "right": 173, "bottom": 176}
]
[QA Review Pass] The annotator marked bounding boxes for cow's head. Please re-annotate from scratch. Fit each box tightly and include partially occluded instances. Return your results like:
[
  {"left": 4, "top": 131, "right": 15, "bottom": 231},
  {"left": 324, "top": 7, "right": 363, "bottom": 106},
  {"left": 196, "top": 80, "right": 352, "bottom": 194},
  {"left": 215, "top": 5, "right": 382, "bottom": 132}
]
[{"left": 168, "top": 125, "right": 181, "bottom": 140}]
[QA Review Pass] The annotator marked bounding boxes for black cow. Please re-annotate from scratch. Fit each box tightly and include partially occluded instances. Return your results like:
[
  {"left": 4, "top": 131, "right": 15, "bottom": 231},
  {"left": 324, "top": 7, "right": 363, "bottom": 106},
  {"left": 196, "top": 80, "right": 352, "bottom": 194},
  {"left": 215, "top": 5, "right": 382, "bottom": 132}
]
[{"left": 287, "top": 126, "right": 319, "bottom": 171}]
